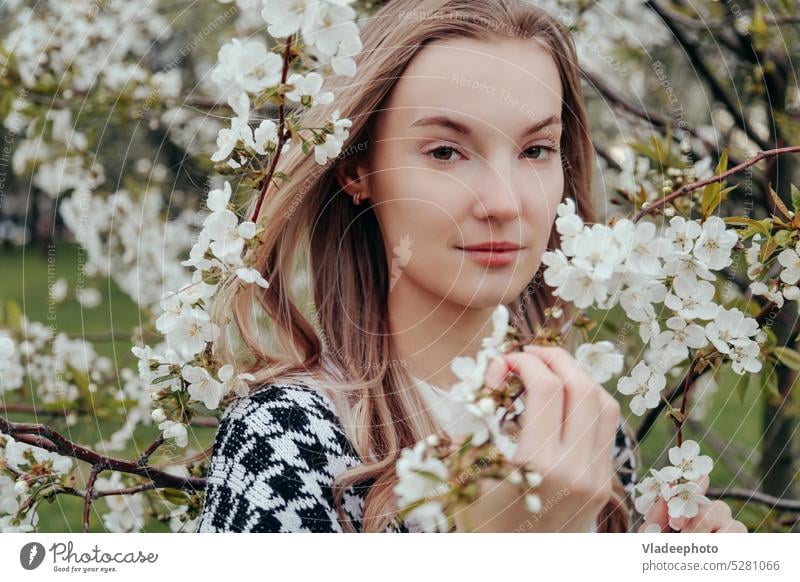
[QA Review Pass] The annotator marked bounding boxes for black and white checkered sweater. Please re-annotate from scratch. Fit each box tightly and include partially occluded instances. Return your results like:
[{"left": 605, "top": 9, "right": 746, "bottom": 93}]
[{"left": 197, "top": 383, "right": 638, "bottom": 533}]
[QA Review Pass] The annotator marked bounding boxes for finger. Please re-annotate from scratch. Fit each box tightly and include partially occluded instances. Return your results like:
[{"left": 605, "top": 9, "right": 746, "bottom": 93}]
[
  {"left": 641, "top": 496, "right": 669, "bottom": 531},
  {"left": 695, "top": 473, "right": 710, "bottom": 495},
  {"left": 669, "top": 516, "right": 690, "bottom": 531},
  {"left": 525, "top": 346, "right": 601, "bottom": 447},
  {"left": 502, "top": 351, "right": 565, "bottom": 452},
  {"left": 716, "top": 520, "right": 748, "bottom": 533},
  {"left": 484, "top": 355, "right": 509, "bottom": 392},
  {"left": 682, "top": 500, "right": 730, "bottom": 533}
]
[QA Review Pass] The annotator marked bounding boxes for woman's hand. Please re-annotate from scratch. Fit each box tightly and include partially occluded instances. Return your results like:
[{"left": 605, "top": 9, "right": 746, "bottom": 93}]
[
  {"left": 481, "top": 344, "right": 621, "bottom": 532},
  {"left": 638, "top": 474, "right": 748, "bottom": 532}
]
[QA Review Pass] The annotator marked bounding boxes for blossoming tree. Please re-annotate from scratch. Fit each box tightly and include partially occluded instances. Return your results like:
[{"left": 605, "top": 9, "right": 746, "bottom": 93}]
[{"left": 1, "top": 0, "right": 799, "bottom": 533}]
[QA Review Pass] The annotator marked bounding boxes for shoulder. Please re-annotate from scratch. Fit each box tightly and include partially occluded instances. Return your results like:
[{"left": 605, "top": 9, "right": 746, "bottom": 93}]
[
  {"left": 221, "top": 383, "right": 348, "bottom": 438},
  {"left": 198, "top": 383, "right": 364, "bottom": 532},
  {"left": 211, "top": 381, "right": 360, "bottom": 472}
]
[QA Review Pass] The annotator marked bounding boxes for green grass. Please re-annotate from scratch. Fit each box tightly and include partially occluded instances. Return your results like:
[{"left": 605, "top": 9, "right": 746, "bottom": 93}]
[{"left": 1, "top": 242, "right": 216, "bottom": 532}]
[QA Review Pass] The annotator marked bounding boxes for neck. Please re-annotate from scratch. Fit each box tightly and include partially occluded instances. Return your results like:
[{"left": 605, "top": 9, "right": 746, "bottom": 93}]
[{"left": 388, "top": 277, "right": 498, "bottom": 392}]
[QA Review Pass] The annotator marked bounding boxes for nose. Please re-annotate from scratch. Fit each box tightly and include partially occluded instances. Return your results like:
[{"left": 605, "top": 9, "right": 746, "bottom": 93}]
[{"left": 470, "top": 155, "right": 522, "bottom": 222}]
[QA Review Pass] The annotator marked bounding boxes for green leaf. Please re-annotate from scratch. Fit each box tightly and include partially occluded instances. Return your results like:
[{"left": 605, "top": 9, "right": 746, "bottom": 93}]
[
  {"left": 762, "top": 373, "right": 781, "bottom": 406},
  {"left": 158, "top": 488, "right": 190, "bottom": 505},
  {"left": 772, "top": 346, "right": 800, "bottom": 371},
  {"left": 768, "top": 183, "right": 793, "bottom": 220},
  {"left": 773, "top": 229, "right": 794, "bottom": 249},
  {"left": 458, "top": 433, "right": 474, "bottom": 455},
  {"left": 700, "top": 151, "right": 728, "bottom": 218},
  {"left": 3, "top": 300, "right": 22, "bottom": 330},
  {"left": 791, "top": 184, "right": 800, "bottom": 215},
  {"left": 0, "top": 90, "right": 14, "bottom": 121},
  {"left": 723, "top": 216, "right": 772, "bottom": 240},
  {"left": 412, "top": 468, "right": 447, "bottom": 483},
  {"left": 272, "top": 171, "right": 292, "bottom": 184},
  {"left": 741, "top": 371, "right": 759, "bottom": 404}
]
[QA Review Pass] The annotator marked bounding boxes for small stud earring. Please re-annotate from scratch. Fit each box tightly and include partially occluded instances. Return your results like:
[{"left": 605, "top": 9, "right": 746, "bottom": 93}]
[{"left": 352, "top": 191, "right": 362, "bottom": 205}]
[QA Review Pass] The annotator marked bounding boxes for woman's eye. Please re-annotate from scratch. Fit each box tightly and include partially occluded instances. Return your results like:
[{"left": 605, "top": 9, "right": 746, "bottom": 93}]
[
  {"left": 523, "top": 145, "right": 558, "bottom": 160},
  {"left": 427, "top": 145, "right": 463, "bottom": 162}
]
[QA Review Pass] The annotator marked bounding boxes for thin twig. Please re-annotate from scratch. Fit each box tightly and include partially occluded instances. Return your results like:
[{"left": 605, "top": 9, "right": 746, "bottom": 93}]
[
  {"left": 136, "top": 434, "right": 165, "bottom": 466},
  {"left": 706, "top": 487, "right": 800, "bottom": 512},
  {"left": 636, "top": 300, "right": 778, "bottom": 443},
  {"left": 83, "top": 465, "right": 104, "bottom": 533},
  {"left": 251, "top": 34, "right": 295, "bottom": 223},
  {"left": 633, "top": 145, "right": 800, "bottom": 221}
]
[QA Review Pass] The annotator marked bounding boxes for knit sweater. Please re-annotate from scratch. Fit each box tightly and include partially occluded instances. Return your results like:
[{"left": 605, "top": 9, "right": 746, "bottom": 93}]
[{"left": 197, "top": 383, "right": 638, "bottom": 533}]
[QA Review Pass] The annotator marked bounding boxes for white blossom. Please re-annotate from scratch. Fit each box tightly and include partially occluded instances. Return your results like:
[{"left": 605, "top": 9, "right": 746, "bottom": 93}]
[
  {"left": 704, "top": 307, "right": 760, "bottom": 355},
  {"left": 664, "top": 277, "right": 719, "bottom": 321},
  {"left": 616, "top": 361, "right": 666, "bottom": 416},
  {"left": 235, "top": 267, "right": 271, "bottom": 288},
  {"left": 162, "top": 306, "right": 219, "bottom": 361},
  {"left": 692, "top": 216, "right": 737, "bottom": 270},
  {"left": 745, "top": 234, "right": 764, "bottom": 279},
  {"left": 218, "top": 364, "right": 256, "bottom": 397},
  {"left": 95, "top": 472, "right": 146, "bottom": 532},
  {"left": 664, "top": 216, "right": 702, "bottom": 253},
  {"left": 393, "top": 440, "right": 450, "bottom": 532},
  {"left": 158, "top": 419, "right": 189, "bottom": 448},
  {"left": 182, "top": 365, "right": 226, "bottom": 410},
  {"left": 665, "top": 481, "right": 711, "bottom": 519},
  {"left": 314, "top": 110, "right": 352, "bottom": 164},
  {"left": 210, "top": 38, "right": 283, "bottom": 98},
  {"left": 778, "top": 240, "right": 800, "bottom": 285},
  {"left": 480, "top": 304, "right": 510, "bottom": 355},
  {"left": 651, "top": 316, "right": 708, "bottom": 359},
  {"left": 575, "top": 341, "right": 624, "bottom": 383},
  {"left": 668, "top": 440, "right": 713, "bottom": 481},
  {"left": 285, "top": 71, "right": 334, "bottom": 106}
]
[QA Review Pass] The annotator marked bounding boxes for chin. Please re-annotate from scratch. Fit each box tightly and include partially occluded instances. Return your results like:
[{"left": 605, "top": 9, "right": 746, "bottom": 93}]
[{"left": 446, "top": 285, "right": 525, "bottom": 309}]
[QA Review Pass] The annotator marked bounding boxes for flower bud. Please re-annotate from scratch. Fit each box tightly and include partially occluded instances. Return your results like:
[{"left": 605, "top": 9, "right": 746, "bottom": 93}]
[
  {"left": 525, "top": 493, "right": 542, "bottom": 512},
  {"left": 425, "top": 434, "right": 440, "bottom": 447},
  {"left": 525, "top": 471, "right": 543, "bottom": 488}
]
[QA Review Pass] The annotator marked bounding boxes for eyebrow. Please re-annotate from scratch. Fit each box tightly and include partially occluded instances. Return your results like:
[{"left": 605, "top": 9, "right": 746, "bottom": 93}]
[{"left": 409, "top": 113, "right": 562, "bottom": 138}]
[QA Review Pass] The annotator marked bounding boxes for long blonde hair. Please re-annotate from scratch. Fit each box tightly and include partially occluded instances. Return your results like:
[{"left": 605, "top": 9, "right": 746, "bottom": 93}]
[{"left": 205, "top": 0, "right": 638, "bottom": 532}]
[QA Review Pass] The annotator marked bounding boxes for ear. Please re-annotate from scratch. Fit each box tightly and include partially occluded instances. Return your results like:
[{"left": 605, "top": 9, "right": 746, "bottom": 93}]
[{"left": 334, "top": 157, "right": 370, "bottom": 203}]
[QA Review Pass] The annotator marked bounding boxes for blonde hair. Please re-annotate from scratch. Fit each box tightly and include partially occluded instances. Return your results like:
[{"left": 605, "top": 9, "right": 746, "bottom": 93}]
[{"left": 202, "top": 0, "right": 638, "bottom": 532}]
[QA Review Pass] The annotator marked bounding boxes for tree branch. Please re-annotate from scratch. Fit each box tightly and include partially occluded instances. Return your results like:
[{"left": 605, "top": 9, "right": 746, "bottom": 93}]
[
  {"left": 633, "top": 145, "right": 800, "bottom": 221},
  {"left": 706, "top": 487, "right": 800, "bottom": 512},
  {"left": 0, "top": 415, "right": 206, "bottom": 491}
]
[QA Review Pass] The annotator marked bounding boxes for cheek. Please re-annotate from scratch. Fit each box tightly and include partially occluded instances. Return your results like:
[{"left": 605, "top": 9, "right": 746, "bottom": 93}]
[
  {"left": 526, "top": 168, "right": 564, "bottom": 224},
  {"left": 372, "top": 168, "right": 466, "bottom": 237}
]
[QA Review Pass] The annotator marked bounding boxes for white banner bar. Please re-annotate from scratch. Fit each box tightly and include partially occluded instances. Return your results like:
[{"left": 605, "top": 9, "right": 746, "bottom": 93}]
[{"left": 1, "top": 533, "right": 798, "bottom": 581}]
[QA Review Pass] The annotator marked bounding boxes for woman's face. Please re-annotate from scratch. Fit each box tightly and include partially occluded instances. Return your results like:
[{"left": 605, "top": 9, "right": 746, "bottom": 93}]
[{"left": 354, "top": 36, "right": 565, "bottom": 308}]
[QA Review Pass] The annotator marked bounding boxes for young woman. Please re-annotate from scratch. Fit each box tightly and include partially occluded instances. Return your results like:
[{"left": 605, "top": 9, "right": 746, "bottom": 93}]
[{"left": 197, "top": 0, "right": 746, "bottom": 533}]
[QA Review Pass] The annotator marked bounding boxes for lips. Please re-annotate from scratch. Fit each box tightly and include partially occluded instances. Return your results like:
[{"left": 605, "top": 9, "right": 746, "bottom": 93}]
[{"left": 457, "top": 242, "right": 523, "bottom": 251}]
